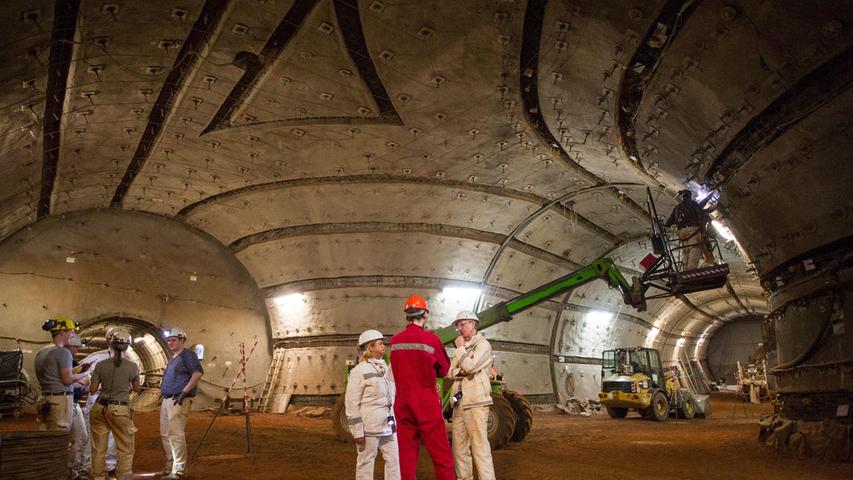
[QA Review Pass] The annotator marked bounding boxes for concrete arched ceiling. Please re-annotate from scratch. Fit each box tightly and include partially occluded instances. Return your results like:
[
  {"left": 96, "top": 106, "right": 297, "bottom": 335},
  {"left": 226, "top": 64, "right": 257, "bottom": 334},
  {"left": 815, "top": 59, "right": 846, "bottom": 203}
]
[{"left": 1, "top": 0, "right": 850, "bottom": 372}]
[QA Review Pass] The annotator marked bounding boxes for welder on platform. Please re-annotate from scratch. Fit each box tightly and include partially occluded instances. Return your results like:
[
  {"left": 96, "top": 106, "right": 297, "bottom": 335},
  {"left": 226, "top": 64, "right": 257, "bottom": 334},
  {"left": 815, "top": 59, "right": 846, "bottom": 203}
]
[
  {"left": 345, "top": 329, "right": 400, "bottom": 480},
  {"left": 665, "top": 189, "right": 716, "bottom": 271},
  {"left": 390, "top": 295, "right": 455, "bottom": 480},
  {"left": 448, "top": 311, "right": 495, "bottom": 480}
]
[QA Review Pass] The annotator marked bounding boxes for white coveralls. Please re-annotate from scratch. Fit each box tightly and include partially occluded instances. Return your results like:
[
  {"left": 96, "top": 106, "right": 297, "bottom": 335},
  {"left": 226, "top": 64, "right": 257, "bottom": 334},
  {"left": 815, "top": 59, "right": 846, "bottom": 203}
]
[
  {"left": 449, "top": 333, "right": 496, "bottom": 480},
  {"left": 345, "top": 358, "right": 400, "bottom": 480},
  {"left": 70, "top": 400, "right": 88, "bottom": 477},
  {"left": 678, "top": 226, "right": 705, "bottom": 271}
]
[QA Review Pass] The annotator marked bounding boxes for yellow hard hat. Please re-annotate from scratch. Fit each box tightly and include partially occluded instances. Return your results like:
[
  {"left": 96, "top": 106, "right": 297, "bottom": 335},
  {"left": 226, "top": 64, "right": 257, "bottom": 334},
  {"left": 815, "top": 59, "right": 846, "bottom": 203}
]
[{"left": 42, "top": 316, "right": 80, "bottom": 332}]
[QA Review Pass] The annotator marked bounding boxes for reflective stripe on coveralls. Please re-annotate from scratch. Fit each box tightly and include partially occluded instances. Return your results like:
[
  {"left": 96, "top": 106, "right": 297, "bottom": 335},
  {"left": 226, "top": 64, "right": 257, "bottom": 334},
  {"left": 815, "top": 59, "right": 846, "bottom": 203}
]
[
  {"left": 346, "top": 358, "right": 400, "bottom": 479},
  {"left": 390, "top": 323, "right": 454, "bottom": 480}
]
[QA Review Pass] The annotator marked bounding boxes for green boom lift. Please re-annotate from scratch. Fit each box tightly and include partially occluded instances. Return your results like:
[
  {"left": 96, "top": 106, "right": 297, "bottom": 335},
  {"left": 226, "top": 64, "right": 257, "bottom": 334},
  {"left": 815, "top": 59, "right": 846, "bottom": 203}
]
[{"left": 332, "top": 258, "right": 648, "bottom": 450}]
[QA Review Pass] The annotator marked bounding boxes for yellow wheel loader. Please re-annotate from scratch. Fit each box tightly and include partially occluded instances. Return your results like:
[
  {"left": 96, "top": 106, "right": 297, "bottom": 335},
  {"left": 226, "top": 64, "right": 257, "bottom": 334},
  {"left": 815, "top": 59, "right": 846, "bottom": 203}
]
[{"left": 598, "top": 347, "right": 697, "bottom": 421}]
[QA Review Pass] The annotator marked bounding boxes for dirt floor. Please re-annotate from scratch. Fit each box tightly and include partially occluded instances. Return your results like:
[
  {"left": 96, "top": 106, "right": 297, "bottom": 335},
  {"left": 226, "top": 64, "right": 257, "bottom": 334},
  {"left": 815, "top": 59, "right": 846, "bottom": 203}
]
[{"left": 3, "top": 392, "right": 852, "bottom": 479}]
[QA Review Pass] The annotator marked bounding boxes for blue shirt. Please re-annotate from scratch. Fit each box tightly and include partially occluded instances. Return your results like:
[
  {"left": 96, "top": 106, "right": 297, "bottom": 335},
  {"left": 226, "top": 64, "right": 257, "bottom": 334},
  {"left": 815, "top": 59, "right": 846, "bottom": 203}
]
[{"left": 161, "top": 349, "right": 203, "bottom": 396}]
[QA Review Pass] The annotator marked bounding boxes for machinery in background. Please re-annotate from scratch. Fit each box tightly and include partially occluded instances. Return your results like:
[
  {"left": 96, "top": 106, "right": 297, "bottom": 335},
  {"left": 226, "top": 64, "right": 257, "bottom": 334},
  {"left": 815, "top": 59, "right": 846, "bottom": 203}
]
[
  {"left": 598, "top": 347, "right": 706, "bottom": 422},
  {"left": 0, "top": 349, "right": 30, "bottom": 419},
  {"left": 736, "top": 360, "right": 770, "bottom": 404}
]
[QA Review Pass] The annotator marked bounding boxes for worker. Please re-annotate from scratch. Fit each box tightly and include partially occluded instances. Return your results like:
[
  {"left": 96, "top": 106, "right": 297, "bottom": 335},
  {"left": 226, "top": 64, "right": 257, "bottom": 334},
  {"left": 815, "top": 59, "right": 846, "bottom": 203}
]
[
  {"left": 66, "top": 332, "right": 91, "bottom": 480},
  {"left": 159, "top": 327, "right": 204, "bottom": 480},
  {"left": 34, "top": 314, "right": 91, "bottom": 478},
  {"left": 389, "top": 295, "right": 455, "bottom": 480},
  {"left": 89, "top": 329, "right": 140, "bottom": 480},
  {"left": 345, "top": 329, "right": 400, "bottom": 480},
  {"left": 448, "top": 311, "right": 495, "bottom": 480},
  {"left": 664, "top": 189, "right": 716, "bottom": 271},
  {"left": 80, "top": 328, "right": 121, "bottom": 476}
]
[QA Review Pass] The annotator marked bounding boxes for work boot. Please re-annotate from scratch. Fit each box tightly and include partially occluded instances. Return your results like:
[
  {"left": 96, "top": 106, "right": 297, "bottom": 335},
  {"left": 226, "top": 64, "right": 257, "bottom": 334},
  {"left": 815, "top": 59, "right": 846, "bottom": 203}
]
[{"left": 167, "top": 473, "right": 187, "bottom": 479}]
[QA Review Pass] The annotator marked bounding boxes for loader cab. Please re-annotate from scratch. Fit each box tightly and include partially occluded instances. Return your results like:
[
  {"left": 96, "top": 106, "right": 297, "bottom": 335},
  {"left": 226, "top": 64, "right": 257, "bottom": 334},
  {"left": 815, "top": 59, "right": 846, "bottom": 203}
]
[{"left": 602, "top": 347, "right": 665, "bottom": 389}]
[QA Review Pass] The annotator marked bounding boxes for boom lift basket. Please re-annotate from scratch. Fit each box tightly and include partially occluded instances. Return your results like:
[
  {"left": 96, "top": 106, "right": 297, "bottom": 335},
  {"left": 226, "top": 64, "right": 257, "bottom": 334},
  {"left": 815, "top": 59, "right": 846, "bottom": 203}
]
[{"left": 640, "top": 187, "right": 730, "bottom": 300}]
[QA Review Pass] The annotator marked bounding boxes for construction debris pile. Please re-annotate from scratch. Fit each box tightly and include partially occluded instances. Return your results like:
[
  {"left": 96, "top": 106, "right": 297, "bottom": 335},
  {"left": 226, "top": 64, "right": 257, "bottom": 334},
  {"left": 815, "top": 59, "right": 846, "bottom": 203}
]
[{"left": 539, "top": 397, "right": 602, "bottom": 416}]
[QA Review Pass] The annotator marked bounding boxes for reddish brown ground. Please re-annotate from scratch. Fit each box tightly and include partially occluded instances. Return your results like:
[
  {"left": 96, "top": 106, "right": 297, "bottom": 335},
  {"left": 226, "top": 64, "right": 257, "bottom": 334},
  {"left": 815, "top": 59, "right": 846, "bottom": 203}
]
[{"left": 3, "top": 392, "right": 851, "bottom": 479}]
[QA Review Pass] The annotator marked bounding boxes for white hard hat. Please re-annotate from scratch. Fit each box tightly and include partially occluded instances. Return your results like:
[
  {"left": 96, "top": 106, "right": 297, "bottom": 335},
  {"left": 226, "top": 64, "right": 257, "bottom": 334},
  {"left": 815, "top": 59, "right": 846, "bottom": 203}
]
[
  {"left": 109, "top": 329, "right": 132, "bottom": 344},
  {"left": 105, "top": 326, "right": 118, "bottom": 341},
  {"left": 358, "top": 329, "right": 384, "bottom": 348},
  {"left": 164, "top": 327, "right": 187, "bottom": 339},
  {"left": 453, "top": 310, "right": 479, "bottom": 325},
  {"left": 67, "top": 332, "right": 85, "bottom": 348}
]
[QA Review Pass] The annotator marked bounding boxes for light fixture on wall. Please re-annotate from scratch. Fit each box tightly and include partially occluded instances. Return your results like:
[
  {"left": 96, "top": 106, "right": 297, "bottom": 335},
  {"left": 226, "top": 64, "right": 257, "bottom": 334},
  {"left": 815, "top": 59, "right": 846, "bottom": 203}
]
[
  {"left": 584, "top": 310, "right": 614, "bottom": 323},
  {"left": 441, "top": 286, "right": 481, "bottom": 309},
  {"left": 274, "top": 293, "right": 306, "bottom": 309}
]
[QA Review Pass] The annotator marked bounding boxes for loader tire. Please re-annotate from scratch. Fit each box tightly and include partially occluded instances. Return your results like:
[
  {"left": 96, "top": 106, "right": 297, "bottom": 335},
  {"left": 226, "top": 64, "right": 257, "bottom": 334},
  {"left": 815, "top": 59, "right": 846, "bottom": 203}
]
[
  {"left": 607, "top": 407, "right": 628, "bottom": 418},
  {"left": 503, "top": 390, "right": 533, "bottom": 442},
  {"left": 648, "top": 391, "right": 669, "bottom": 422},
  {"left": 332, "top": 393, "right": 353, "bottom": 442},
  {"left": 677, "top": 391, "right": 696, "bottom": 419},
  {"left": 487, "top": 393, "right": 516, "bottom": 450}
]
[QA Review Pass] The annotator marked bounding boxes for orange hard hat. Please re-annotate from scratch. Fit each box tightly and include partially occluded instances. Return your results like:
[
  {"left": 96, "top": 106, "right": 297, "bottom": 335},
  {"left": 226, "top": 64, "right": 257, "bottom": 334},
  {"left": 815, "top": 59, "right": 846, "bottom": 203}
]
[{"left": 404, "top": 295, "right": 429, "bottom": 313}]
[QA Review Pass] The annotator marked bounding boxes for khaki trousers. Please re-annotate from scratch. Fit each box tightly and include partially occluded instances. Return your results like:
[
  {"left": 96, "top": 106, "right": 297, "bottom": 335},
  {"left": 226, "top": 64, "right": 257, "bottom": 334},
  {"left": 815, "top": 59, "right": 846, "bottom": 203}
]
[
  {"left": 678, "top": 226, "right": 704, "bottom": 271},
  {"left": 83, "top": 394, "right": 118, "bottom": 472},
  {"left": 356, "top": 434, "right": 401, "bottom": 480},
  {"left": 38, "top": 394, "right": 73, "bottom": 431},
  {"left": 91, "top": 404, "right": 137, "bottom": 480},
  {"left": 38, "top": 395, "right": 74, "bottom": 477},
  {"left": 160, "top": 397, "right": 192, "bottom": 474},
  {"left": 452, "top": 405, "right": 495, "bottom": 480}
]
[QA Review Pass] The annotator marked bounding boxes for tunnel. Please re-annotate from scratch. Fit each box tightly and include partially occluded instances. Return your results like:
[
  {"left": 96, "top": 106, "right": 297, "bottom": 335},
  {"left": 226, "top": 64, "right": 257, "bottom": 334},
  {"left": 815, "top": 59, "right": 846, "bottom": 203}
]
[{"left": 0, "top": 0, "right": 850, "bottom": 477}]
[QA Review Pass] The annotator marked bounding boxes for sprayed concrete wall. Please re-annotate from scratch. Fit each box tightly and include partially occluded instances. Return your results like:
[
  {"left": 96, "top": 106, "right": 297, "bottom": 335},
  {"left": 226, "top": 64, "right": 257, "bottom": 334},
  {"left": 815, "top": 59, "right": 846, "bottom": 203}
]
[{"left": 0, "top": 209, "right": 270, "bottom": 409}]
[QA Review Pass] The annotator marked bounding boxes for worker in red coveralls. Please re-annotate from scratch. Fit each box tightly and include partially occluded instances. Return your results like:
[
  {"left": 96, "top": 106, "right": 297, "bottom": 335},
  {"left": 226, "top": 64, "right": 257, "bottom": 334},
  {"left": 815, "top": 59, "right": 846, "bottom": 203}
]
[{"left": 390, "top": 295, "right": 455, "bottom": 480}]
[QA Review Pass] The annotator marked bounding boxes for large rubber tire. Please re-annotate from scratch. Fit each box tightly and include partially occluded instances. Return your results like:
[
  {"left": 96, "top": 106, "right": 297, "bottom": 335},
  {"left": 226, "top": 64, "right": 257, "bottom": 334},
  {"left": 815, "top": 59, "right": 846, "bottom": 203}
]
[
  {"left": 647, "top": 391, "right": 669, "bottom": 422},
  {"left": 502, "top": 390, "right": 533, "bottom": 442},
  {"left": 331, "top": 393, "right": 353, "bottom": 442},
  {"left": 487, "top": 393, "right": 516, "bottom": 450},
  {"left": 677, "top": 391, "right": 696, "bottom": 419},
  {"left": 607, "top": 407, "right": 629, "bottom": 418}
]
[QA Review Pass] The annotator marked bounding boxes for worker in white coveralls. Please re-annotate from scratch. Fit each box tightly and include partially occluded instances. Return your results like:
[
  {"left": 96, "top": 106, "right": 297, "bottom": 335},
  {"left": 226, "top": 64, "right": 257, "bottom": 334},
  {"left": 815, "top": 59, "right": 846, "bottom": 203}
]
[
  {"left": 448, "top": 310, "right": 496, "bottom": 480},
  {"left": 79, "top": 328, "right": 121, "bottom": 477},
  {"left": 89, "top": 329, "right": 141, "bottom": 480},
  {"left": 345, "top": 329, "right": 401, "bottom": 480},
  {"left": 65, "top": 332, "right": 91, "bottom": 480}
]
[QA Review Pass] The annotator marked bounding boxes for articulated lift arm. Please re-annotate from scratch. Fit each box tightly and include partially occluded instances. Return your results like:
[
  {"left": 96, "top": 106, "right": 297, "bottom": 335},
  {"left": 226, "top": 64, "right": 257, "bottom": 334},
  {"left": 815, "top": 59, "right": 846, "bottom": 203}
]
[{"left": 433, "top": 258, "right": 647, "bottom": 345}]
